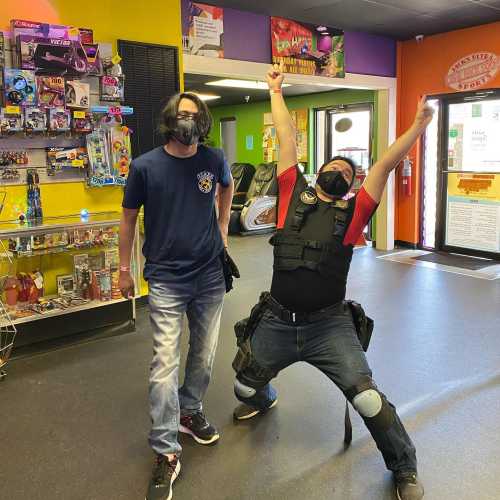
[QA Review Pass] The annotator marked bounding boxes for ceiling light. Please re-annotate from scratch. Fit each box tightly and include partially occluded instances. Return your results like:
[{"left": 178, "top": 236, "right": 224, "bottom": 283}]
[
  {"left": 206, "top": 79, "right": 291, "bottom": 90},
  {"left": 321, "top": 32, "right": 330, "bottom": 36},
  {"left": 317, "top": 26, "right": 327, "bottom": 32},
  {"left": 189, "top": 92, "right": 221, "bottom": 101}
]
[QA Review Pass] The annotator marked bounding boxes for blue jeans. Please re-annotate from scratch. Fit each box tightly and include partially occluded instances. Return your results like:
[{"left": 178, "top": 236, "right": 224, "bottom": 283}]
[
  {"left": 148, "top": 260, "right": 225, "bottom": 456},
  {"left": 236, "top": 302, "right": 417, "bottom": 473}
]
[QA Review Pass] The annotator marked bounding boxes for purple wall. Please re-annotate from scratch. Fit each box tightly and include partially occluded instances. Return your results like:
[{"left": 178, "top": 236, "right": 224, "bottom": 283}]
[{"left": 181, "top": 0, "right": 396, "bottom": 77}]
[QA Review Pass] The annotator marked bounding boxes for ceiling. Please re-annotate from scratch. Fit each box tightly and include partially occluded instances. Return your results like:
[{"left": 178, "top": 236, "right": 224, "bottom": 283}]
[
  {"left": 205, "top": 0, "right": 500, "bottom": 40},
  {"left": 184, "top": 73, "right": 342, "bottom": 107}
]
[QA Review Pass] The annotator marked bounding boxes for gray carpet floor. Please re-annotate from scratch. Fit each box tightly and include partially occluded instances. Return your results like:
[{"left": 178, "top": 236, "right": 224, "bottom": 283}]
[{"left": 1, "top": 236, "right": 499, "bottom": 500}]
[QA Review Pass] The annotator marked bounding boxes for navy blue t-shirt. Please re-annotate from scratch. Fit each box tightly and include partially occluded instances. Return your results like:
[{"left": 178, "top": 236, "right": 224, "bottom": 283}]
[{"left": 122, "top": 145, "right": 231, "bottom": 283}]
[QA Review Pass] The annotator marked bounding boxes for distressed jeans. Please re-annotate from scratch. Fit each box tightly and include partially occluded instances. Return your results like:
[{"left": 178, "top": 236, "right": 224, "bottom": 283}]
[{"left": 148, "top": 260, "right": 225, "bottom": 456}]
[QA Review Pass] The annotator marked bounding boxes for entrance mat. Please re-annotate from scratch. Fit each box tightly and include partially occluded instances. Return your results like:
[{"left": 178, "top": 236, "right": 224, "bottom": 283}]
[{"left": 412, "top": 252, "right": 498, "bottom": 270}]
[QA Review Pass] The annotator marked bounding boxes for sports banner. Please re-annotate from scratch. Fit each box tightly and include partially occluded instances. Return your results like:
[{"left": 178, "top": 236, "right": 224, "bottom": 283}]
[{"left": 271, "top": 17, "right": 344, "bottom": 78}]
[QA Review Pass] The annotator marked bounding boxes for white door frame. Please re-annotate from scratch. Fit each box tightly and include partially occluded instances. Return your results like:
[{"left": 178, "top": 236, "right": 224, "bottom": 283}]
[{"left": 183, "top": 54, "right": 397, "bottom": 250}]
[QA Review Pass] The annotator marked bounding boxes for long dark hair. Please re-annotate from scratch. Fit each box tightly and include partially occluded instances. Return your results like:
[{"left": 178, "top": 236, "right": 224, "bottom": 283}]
[{"left": 158, "top": 92, "right": 212, "bottom": 143}]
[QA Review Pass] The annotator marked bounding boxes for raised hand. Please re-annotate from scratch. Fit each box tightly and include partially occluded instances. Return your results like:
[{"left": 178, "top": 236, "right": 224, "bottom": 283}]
[
  {"left": 266, "top": 63, "right": 285, "bottom": 90},
  {"left": 413, "top": 96, "right": 434, "bottom": 131}
]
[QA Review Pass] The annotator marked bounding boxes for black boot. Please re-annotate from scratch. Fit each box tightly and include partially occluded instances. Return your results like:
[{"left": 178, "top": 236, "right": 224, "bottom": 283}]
[{"left": 394, "top": 471, "right": 424, "bottom": 500}]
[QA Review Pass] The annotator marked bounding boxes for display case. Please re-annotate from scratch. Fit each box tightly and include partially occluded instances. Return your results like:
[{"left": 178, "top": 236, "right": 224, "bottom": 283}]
[{"left": 0, "top": 211, "right": 140, "bottom": 330}]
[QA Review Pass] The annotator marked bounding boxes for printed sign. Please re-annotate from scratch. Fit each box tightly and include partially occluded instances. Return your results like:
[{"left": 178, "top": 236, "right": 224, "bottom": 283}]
[
  {"left": 271, "top": 17, "right": 344, "bottom": 78},
  {"left": 446, "top": 52, "right": 500, "bottom": 91},
  {"left": 183, "top": 2, "right": 224, "bottom": 58}
]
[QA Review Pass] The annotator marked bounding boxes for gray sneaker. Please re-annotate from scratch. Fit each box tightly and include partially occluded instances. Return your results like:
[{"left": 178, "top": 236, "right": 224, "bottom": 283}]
[
  {"left": 395, "top": 471, "right": 424, "bottom": 500},
  {"left": 233, "top": 399, "right": 278, "bottom": 421}
]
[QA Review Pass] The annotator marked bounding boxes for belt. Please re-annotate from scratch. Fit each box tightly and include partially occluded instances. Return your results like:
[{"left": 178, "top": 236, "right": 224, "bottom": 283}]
[{"left": 264, "top": 295, "right": 345, "bottom": 325}]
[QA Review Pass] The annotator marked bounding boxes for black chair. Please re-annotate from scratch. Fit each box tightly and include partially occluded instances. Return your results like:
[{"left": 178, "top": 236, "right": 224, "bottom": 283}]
[{"left": 230, "top": 163, "right": 255, "bottom": 204}]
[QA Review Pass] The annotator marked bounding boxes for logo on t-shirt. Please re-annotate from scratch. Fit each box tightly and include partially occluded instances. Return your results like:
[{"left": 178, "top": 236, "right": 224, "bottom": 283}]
[{"left": 197, "top": 171, "right": 214, "bottom": 194}]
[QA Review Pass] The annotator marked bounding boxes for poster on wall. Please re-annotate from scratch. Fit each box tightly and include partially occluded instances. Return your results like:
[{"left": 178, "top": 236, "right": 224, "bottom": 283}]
[
  {"left": 271, "top": 17, "right": 344, "bottom": 78},
  {"left": 263, "top": 109, "right": 308, "bottom": 163},
  {"left": 445, "top": 172, "right": 500, "bottom": 253},
  {"left": 183, "top": 2, "right": 224, "bottom": 58}
]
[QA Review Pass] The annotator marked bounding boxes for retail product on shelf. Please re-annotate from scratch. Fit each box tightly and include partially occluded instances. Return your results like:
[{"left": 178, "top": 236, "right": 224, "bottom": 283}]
[
  {"left": 17, "top": 35, "right": 88, "bottom": 75},
  {"left": 0, "top": 109, "right": 23, "bottom": 134},
  {"left": 46, "top": 147, "right": 88, "bottom": 172},
  {"left": 26, "top": 169, "right": 43, "bottom": 221},
  {"left": 65, "top": 80, "right": 89, "bottom": 108},
  {"left": 0, "top": 151, "right": 28, "bottom": 166},
  {"left": 48, "top": 107, "right": 71, "bottom": 132},
  {"left": 0, "top": 33, "right": 5, "bottom": 108},
  {"left": 72, "top": 111, "right": 93, "bottom": 133},
  {"left": 100, "top": 75, "right": 124, "bottom": 102},
  {"left": 24, "top": 107, "right": 47, "bottom": 132},
  {"left": 11, "top": 19, "right": 83, "bottom": 42},
  {"left": 74, "top": 253, "right": 90, "bottom": 299},
  {"left": 109, "top": 126, "right": 131, "bottom": 180},
  {"left": 36, "top": 75, "right": 65, "bottom": 107},
  {"left": 57, "top": 274, "right": 74, "bottom": 296},
  {"left": 84, "top": 44, "right": 102, "bottom": 75},
  {"left": 4, "top": 276, "right": 20, "bottom": 308},
  {"left": 86, "top": 129, "right": 112, "bottom": 185},
  {"left": 4, "top": 69, "right": 36, "bottom": 106}
]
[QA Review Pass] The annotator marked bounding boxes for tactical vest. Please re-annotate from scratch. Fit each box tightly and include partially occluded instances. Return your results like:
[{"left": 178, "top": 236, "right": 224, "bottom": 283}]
[{"left": 270, "top": 181, "right": 355, "bottom": 283}]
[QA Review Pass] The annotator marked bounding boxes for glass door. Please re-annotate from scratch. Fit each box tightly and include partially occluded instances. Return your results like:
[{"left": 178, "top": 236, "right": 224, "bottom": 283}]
[{"left": 438, "top": 91, "right": 500, "bottom": 258}]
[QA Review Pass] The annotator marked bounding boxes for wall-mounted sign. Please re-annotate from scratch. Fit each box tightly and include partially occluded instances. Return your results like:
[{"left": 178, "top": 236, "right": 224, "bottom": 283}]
[
  {"left": 183, "top": 2, "right": 224, "bottom": 58},
  {"left": 271, "top": 17, "right": 344, "bottom": 78},
  {"left": 446, "top": 52, "right": 499, "bottom": 91}
]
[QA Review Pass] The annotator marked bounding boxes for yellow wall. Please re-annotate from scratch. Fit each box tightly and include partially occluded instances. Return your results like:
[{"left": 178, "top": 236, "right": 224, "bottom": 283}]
[{"left": 0, "top": 0, "right": 183, "bottom": 294}]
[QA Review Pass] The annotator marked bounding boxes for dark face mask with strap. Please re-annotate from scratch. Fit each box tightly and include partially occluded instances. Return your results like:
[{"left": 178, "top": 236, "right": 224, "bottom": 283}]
[
  {"left": 173, "top": 117, "right": 200, "bottom": 146},
  {"left": 316, "top": 170, "right": 351, "bottom": 198}
]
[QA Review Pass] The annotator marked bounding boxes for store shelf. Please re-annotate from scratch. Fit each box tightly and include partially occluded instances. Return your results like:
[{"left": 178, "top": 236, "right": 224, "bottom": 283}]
[
  {"left": 3, "top": 244, "right": 118, "bottom": 259},
  {"left": 1, "top": 296, "right": 130, "bottom": 327}
]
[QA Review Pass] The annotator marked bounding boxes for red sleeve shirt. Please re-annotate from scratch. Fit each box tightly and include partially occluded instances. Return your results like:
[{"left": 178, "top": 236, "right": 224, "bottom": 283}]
[{"left": 277, "top": 166, "right": 378, "bottom": 246}]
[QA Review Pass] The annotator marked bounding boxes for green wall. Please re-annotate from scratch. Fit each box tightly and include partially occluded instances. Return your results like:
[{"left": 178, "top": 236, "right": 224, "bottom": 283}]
[{"left": 208, "top": 89, "right": 376, "bottom": 174}]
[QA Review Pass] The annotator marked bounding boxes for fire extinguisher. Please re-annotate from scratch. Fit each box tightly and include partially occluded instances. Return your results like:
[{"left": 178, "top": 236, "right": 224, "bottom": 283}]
[{"left": 402, "top": 156, "right": 412, "bottom": 197}]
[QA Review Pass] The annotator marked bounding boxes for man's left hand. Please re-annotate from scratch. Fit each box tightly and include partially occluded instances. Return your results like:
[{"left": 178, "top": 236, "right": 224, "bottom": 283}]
[{"left": 413, "top": 96, "right": 434, "bottom": 131}]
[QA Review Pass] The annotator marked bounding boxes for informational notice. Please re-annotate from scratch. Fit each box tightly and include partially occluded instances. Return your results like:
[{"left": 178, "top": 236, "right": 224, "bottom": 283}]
[
  {"left": 183, "top": 2, "right": 223, "bottom": 58},
  {"left": 445, "top": 172, "right": 500, "bottom": 253}
]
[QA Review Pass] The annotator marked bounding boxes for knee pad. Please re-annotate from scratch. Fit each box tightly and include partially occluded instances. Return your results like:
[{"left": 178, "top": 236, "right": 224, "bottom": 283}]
[
  {"left": 347, "top": 377, "right": 394, "bottom": 432},
  {"left": 234, "top": 378, "right": 257, "bottom": 399}
]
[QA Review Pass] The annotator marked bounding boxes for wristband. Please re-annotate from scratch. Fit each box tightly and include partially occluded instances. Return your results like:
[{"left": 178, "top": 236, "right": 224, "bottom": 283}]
[
  {"left": 270, "top": 89, "right": 282, "bottom": 95},
  {"left": 120, "top": 266, "right": 131, "bottom": 272}
]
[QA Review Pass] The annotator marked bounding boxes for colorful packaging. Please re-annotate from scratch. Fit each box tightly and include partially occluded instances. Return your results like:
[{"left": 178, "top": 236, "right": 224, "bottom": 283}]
[
  {"left": 84, "top": 44, "right": 102, "bottom": 75},
  {"left": 24, "top": 107, "right": 47, "bottom": 132},
  {"left": 18, "top": 35, "right": 88, "bottom": 74},
  {"left": 46, "top": 147, "right": 88, "bottom": 169},
  {"left": 0, "top": 109, "right": 24, "bottom": 133},
  {"left": 11, "top": 19, "right": 82, "bottom": 41},
  {"left": 36, "top": 76, "right": 65, "bottom": 107},
  {"left": 100, "top": 76, "right": 124, "bottom": 102},
  {"left": 72, "top": 111, "right": 93, "bottom": 133},
  {"left": 65, "top": 80, "right": 90, "bottom": 108},
  {"left": 49, "top": 108, "right": 71, "bottom": 132},
  {"left": 4, "top": 69, "right": 36, "bottom": 106}
]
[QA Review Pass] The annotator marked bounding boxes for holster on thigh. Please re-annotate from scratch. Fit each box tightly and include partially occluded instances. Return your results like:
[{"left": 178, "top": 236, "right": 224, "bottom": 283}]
[{"left": 233, "top": 337, "right": 277, "bottom": 389}]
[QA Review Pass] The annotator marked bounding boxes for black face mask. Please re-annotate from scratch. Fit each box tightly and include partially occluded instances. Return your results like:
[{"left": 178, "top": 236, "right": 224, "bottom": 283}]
[
  {"left": 173, "top": 118, "right": 200, "bottom": 146},
  {"left": 316, "top": 170, "right": 350, "bottom": 197}
]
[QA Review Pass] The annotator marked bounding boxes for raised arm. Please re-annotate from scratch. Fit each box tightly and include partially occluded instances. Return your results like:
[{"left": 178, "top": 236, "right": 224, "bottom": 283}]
[
  {"left": 363, "top": 97, "right": 434, "bottom": 203},
  {"left": 267, "top": 64, "right": 298, "bottom": 176}
]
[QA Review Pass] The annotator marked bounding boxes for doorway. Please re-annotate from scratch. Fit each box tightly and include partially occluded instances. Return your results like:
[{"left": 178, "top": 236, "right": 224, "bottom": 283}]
[
  {"left": 422, "top": 89, "right": 500, "bottom": 259},
  {"left": 220, "top": 117, "right": 237, "bottom": 166}
]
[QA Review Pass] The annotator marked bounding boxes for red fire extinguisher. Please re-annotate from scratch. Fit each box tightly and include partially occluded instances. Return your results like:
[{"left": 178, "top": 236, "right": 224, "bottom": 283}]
[{"left": 402, "top": 156, "right": 412, "bottom": 197}]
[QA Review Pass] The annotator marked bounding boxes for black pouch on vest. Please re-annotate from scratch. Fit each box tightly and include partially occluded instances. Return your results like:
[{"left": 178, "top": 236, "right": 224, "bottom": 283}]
[
  {"left": 346, "top": 300, "right": 374, "bottom": 352},
  {"left": 220, "top": 249, "right": 240, "bottom": 293}
]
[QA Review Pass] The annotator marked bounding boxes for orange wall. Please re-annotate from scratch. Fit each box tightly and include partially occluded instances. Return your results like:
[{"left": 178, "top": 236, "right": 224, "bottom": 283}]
[{"left": 397, "top": 21, "right": 500, "bottom": 244}]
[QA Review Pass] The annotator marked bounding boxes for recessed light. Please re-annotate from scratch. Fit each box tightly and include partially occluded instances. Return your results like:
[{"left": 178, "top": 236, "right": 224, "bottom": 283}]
[
  {"left": 206, "top": 79, "right": 291, "bottom": 90},
  {"left": 317, "top": 26, "right": 327, "bottom": 32},
  {"left": 188, "top": 92, "right": 221, "bottom": 101}
]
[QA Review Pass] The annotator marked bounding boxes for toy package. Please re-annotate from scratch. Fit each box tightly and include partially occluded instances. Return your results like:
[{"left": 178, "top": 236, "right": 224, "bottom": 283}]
[
  {"left": 36, "top": 76, "right": 65, "bottom": 107},
  {"left": 0, "top": 109, "right": 23, "bottom": 134},
  {"left": 49, "top": 108, "right": 71, "bottom": 132},
  {"left": 11, "top": 19, "right": 82, "bottom": 41},
  {"left": 73, "top": 254, "right": 90, "bottom": 299},
  {"left": 109, "top": 126, "right": 131, "bottom": 181},
  {"left": 100, "top": 76, "right": 124, "bottom": 102},
  {"left": 57, "top": 274, "right": 74, "bottom": 297},
  {"left": 4, "top": 69, "right": 36, "bottom": 106},
  {"left": 84, "top": 44, "right": 102, "bottom": 75},
  {"left": 46, "top": 147, "right": 88, "bottom": 172},
  {"left": 72, "top": 111, "right": 93, "bottom": 133},
  {"left": 86, "top": 129, "right": 113, "bottom": 185},
  {"left": 79, "top": 29, "right": 94, "bottom": 45},
  {"left": 98, "top": 269, "right": 112, "bottom": 301},
  {"left": 24, "top": 107, "right": 47, "bottom": 132},
  {"left": 65, "top": 80, "right": 89, "bottom": 108}
]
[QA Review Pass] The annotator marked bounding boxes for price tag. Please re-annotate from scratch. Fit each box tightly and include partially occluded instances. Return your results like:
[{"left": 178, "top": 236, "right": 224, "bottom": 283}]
[
  {"left": 74, "top": 111, "right": 86, "bottom": 119},
  {"left": 102, "top": 76, "right": 117, "bottom": 86},
  {"left": 72, "top": 159, "right": 84, "bottom": 167},
  {"left": 111, "top": 54, "right": 122, "bottom": 65},
  {"left": 109, "top": 106, "right": 122, "bottom": 116},
  {"left": 68, "top": 27, "right": 80, "bottom": 37},
  {"left": 5, "top": 105, "right": 20, "bottom": 115}
]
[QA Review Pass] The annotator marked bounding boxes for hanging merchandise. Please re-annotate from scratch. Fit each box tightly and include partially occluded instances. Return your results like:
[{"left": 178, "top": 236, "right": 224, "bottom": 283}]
[
  {"left": 86, "top": 129, "right": 113, "bottom": 186},
  {"left": 100, "top": 75, "right": 124, "bottom": 102},
  {"left": 11, "top": 19, "right": 83, "bottom": 42},
  {"left": 109, "top": 125, "right": 131, "bottom": 182},
  {"left": 24, "top": 107, "right": 47, "bottom": 133},
  {"left": 84, "top": 44, "right": 102, "bottom": 75},
  {"left": 48, "top": 107, "right": 71, "bottom": 133},
  {"left": 26, "top": 169, "right": 43, "bottom": 221},
  {"left": 36, "top": 76, "right": 65, "bottom": 107},
  {"left": 0, "top": 32, "right": 5, "bottom": 107},
  {"left": 0, "top": 151, "right": 28, "bottom": 166},
  {"left": 72, "top": 110, "right": 93, "bottom": 133},
  {"left": 65, "top": 80, "right": 90, "bottom": 108},
  {"left": 4, "top": 69, "right": 36, "bottom": 106},
  {"left": 46, "top": 147, "right": 88, "bottom": 174},
  {"left": 0, "top": 108, "right": 23, "bottom": 135}
]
